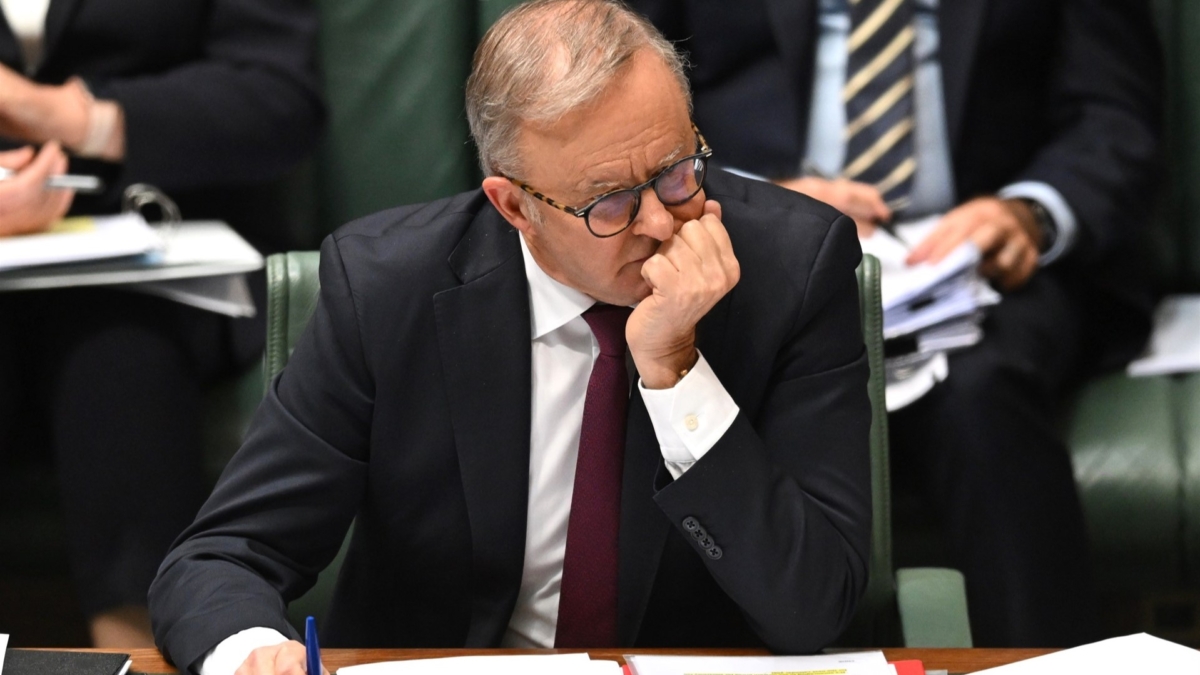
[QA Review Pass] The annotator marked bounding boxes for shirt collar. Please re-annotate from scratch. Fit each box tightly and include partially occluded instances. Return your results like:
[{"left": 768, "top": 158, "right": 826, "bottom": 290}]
[{"left": 519, "top": 233, "right": 596, "bottom": 340}]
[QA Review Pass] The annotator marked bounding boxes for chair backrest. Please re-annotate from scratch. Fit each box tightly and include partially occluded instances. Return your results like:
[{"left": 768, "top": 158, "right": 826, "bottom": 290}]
[
  {"left": 839, "top": 253, "right": 900, "bottom": 646},
  {"left": 265, "top": 252, "right": 323, "bottom": 386},
  {"left": 263, "top": 250, "right": 900, "bottom": 642}
]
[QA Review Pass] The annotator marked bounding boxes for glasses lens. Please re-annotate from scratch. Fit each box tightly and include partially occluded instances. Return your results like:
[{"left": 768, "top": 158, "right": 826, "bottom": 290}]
[
  {"left": 587, "top": 190, "right": 639, "bottom": 236},
  {"left": 655, "top": 155, "right": 707, "bottom": 205}
]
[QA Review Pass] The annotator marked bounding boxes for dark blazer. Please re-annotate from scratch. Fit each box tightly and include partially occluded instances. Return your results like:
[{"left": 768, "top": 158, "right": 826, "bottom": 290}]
[
  {"left": 149, "top": 170, "right": 873, "bottom": 670},
  {"left": 631, "top": 0, "right": 1163, "bottom": 365},
  {"left": 0, "top": 0, "right": 325, "bottom": 250}
]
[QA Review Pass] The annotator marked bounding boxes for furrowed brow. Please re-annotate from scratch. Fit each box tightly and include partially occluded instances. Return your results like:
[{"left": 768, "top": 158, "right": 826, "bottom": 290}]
[{"left": 576, "top": 143, "right": 688, "bottom": 197}]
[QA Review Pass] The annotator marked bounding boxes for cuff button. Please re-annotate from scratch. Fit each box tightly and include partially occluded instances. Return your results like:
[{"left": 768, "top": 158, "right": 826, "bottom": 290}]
[{"left": 706, "top": 545, "right": 723, "bottom": 560}]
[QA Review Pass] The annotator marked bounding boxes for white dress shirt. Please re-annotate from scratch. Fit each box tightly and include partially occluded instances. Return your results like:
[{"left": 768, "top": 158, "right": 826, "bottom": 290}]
[
  {"left": 0, "top": 0, "right": 50, "bottom": 74},
  {"left": 199, "top": 232, "right": 739, "bottom": 674}
]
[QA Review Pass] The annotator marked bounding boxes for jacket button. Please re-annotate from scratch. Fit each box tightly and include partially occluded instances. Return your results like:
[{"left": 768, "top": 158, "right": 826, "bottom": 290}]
[
  {"left": 706, "top": 545, "right": 723, "bottom": 560},
  {"left": 682, "top": 517, "right": 700, "bottom": 532},
  {"left": 698, "top": 536, "right": 714, "bottom": 549}
]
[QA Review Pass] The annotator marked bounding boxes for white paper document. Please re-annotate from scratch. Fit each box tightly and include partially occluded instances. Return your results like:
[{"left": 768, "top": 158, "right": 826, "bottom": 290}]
[
  {"left": 0, "top": 220, "right": 263, "bottom": 292},
  {"left": 859, "top": 214, "right": 999, "bottom": 409},
  {"left": 0, "top": 632, "right": 9, "bottom": 675},
  {"left": 0, "top": 213, "right": 163, "bottom": 272},
  {"left": 338, "top": 654, "right": 622, "bottom": 675},
  {"left": 885, "top": 351, "right": 949, "bottom": 412},
  {"left": 1127, "top": 295, "right": 1200, "bottom": 376},
  {"left": 971, "top": 633, "right": 1200, "bottom": 674},
  {"left": 625, "top": 651, "right": 894, "bottom": 675}
]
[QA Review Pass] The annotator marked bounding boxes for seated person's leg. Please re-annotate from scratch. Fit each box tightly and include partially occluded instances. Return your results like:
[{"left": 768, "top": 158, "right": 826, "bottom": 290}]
[
  {"left": 891, "top": 271, "right": 1095, "bottom": 648},
  {"left": 38, "top": 288, "right": 226, "bottom": 647}
]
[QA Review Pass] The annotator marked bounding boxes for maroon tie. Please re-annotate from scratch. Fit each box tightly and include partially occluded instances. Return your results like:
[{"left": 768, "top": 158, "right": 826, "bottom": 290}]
[{"left": 554, "top": 303, "right": 632, "bottom": 648}]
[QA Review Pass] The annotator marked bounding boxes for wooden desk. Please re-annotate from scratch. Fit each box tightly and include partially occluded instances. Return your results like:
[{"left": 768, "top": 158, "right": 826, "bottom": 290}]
[{"left": 105, "top": 647, "right": 1055, "bottom": 674}]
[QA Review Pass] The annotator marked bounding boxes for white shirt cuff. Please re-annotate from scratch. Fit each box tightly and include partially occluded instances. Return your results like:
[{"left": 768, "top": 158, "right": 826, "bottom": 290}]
[
  {"left": 198, "top": 627, "right": 290, "bottom": 675},
  {"left": 997, "top": 181, "right": 1078, "bottom": 266},
  {"left": 638, "top": 352, "right": 740, "bottom": 480}
]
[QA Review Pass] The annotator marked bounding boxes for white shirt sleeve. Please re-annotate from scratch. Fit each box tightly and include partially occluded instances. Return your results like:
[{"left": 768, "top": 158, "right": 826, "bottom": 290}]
[
  {"left": 638, "top": 352, "right": 740, "bottom": 479},
  {"left": 198, "top": 627, "right": 291, "bottom": 675}
]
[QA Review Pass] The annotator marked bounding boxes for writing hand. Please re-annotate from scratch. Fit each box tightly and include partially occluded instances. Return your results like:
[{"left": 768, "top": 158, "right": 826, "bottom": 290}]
[
  {"left": 774, "top": 176, "right": 891, "bottom": 238},
  {"left": 906, "top": 196, "right": 1042, "bottom": 291},
  {"left": 236, "top": 641, "right": 329, "bottom": 675},
  {"left": 628, "top": 199, "right": 740, "bottom": 389},
  {"left": 0, "top": 142, "right": 74, "bottom": 237}
]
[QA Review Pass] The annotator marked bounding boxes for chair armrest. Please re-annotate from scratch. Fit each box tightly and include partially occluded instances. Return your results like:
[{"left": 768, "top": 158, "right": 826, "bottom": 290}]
[{"left": 896, "top": 567, "right": 973, "bottom": 647}]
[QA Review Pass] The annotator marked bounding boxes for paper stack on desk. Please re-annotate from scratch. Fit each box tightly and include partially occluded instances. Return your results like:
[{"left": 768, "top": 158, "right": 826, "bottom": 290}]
[
  {"left": 626, "top": 651, "right": 898, "bottom": 675},
  {"left": 0, "top": 217, "right": 263, "bottom": 317},
  {"left": 0, "top": 213, "right": 163, "bottom": 272},
  {"left": 339, "top": 654, "right": 621, "bottom": 674},
  {"left": 970, "top": 632, "right": 1200, "bottom": 673},
  {"left": 860, "top": 215, "right": 1000, "bottom": 411}
]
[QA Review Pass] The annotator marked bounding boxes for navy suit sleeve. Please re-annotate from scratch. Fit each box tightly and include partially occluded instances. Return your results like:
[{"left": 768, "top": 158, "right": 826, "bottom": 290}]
[
  {"left": 89, "top": 0, "right": 325, "bottom": 190},
  {"left": 652, "top": 213, "right": 872, "bottom": 652},
  {"left": 149, "top": 234, "right": 370, "bottom": 673},
  {"left": 1011, "top": 0, "right": 1162, "bottom": 263}
]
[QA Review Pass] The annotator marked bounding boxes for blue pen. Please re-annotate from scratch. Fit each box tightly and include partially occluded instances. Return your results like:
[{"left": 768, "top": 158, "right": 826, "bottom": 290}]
[{"left": 305, "top": 616, "right": 322, "bottom": 675}]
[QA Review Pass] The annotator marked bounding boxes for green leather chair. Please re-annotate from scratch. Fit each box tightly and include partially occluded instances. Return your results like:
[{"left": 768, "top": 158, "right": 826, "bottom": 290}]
[
  {"left": 1064, "top": 0, "right": 1200, "bottom": 605},
  {"left": 264, "top": 250, "right": 973, "bottom": 647}
]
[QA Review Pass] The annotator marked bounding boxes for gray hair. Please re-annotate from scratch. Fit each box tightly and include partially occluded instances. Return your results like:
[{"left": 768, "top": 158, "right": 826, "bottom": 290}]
[{"left": 465, "top": 0, "right": 691, "bottom": 179}]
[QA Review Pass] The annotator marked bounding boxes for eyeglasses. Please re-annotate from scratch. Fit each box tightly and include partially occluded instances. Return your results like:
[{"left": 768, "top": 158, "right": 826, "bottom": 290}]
[{"left": 508, "top": 125, "right": 713, "bottom": 238}]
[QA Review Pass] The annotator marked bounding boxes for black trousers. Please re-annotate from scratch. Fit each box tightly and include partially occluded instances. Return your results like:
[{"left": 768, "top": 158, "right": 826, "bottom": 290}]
[
  {"left": 0, "top": 283, "right": 262, "bottom": 617},
  {"left": 890, "top": 270, "right": 1110, "bottom": 648}
]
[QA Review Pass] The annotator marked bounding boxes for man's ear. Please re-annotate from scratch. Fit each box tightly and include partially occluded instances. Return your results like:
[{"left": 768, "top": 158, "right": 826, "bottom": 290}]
[{"left": 482, "top": 177, "right": 535, "bottom": 234}]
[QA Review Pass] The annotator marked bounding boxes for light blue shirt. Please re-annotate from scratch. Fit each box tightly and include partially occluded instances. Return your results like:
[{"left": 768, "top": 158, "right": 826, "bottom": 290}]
[{"left": 803, "top": 0, "right": 1077, "bottom": 263}]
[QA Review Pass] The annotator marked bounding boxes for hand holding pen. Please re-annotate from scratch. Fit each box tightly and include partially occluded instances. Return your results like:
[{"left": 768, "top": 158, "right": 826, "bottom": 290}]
[{"left": 0, "top": 142, "right": 75, "bottom": 237}]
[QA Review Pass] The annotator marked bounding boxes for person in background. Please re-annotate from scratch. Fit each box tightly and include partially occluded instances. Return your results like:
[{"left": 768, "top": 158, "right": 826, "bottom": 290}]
[
  {"left": 0, "top": 0, "right": 324, "bottom": 647},
  {"left": 631, "top": 0, "right": 1162, "bottom": 647}
]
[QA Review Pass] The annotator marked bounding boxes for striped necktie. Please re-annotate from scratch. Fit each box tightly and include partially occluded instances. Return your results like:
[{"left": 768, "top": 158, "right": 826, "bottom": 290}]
[{"left": 842, "top": 0, "right": 917, "bottom": 208}]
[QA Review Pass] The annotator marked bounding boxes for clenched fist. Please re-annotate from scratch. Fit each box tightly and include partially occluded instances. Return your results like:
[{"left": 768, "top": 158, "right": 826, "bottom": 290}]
[{"left": 628, "top": 199, "right": 740, "bottom": 389}]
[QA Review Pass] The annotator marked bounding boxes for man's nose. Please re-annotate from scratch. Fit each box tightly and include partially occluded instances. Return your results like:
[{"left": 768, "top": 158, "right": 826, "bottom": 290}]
[{"left": 629, "top": 189, "right": 677, "bottom": 242}]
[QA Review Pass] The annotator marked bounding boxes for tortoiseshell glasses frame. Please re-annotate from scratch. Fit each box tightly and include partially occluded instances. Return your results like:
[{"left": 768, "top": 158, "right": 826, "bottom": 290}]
[{"left": 508, "top": 125, "right": 713, "bottom": 238}]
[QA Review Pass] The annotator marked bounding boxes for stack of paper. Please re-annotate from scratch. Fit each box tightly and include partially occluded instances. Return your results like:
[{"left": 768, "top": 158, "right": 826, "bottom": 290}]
[
  {"left": 860, "top": 215, "right": 1000, "bottom": 411},
  {"left": 339, "top": 654, "right": 622, "bottom": 675},
  {"left": 1127, "top": 295, "right": 1200, "bottom": 376},
  {"left": 626, "top": 651, "right": 897, "bottom": 675},
  {"left": 0, "top": 217, "right": 264, "bottom": 317},
  {"left": 970, "top": 633, "right": 1200, "bottom": 673},
  {"left": 0, "top": 213, "right": 163, "bottom": 272}
]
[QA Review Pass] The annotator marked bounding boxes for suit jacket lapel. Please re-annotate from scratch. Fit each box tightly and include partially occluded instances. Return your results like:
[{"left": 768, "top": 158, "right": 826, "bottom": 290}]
[
  {"left": 434, "top": 207, "right": 532, "bottom": 646},
  {"left": 41, "top": 0, "right": 84, "bottom": 70},
  {"left": 939, "top": 0, "right": 988, "bottom": 151}
]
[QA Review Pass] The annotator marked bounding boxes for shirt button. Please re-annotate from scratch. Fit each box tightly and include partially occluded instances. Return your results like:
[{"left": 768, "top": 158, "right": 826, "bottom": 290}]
[{"left": 684, "top": 414, "right": 699, "bottom": 431}]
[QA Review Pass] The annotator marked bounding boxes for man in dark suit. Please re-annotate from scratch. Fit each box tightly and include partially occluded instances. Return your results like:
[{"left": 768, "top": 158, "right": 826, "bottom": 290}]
[
  {"left": 149, "top": 1, "right": 872, "bottom": 672},
  {"left": 630, "top": 0, "right": 1162, "bottom": 647}
]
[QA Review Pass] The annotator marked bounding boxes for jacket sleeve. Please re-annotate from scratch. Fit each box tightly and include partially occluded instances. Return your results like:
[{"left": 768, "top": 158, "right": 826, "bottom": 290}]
[
  {"left": 651, "top": 213, "right": 873, "bottom": 652},
  {"left": 149, "top": 234, "right": 370, "bottom": 673},
  {"left": 88, "top": 0, "right": 325, "bottom": 190},
  {"left": 1009, "top": 0, "right": 1162, "bottom": 264}
]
